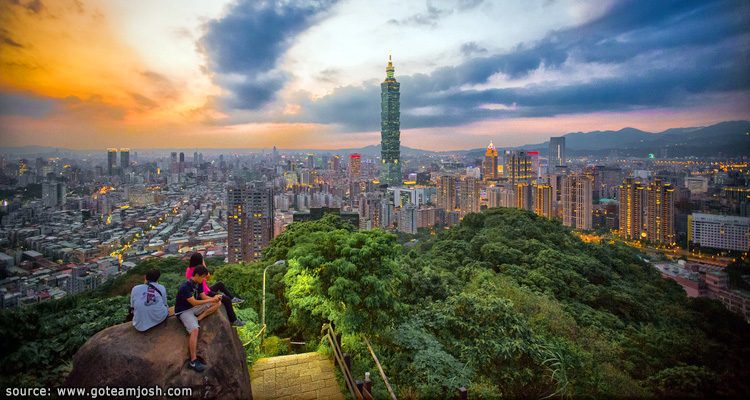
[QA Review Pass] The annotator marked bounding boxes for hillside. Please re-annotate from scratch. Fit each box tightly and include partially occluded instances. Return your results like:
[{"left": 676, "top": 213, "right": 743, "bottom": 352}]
[
  {"left": 2, "top": 210, "right": 749, "bottom": 398},
  {"left": 518, "top": 120, "right": 750, "bottom": 157}
]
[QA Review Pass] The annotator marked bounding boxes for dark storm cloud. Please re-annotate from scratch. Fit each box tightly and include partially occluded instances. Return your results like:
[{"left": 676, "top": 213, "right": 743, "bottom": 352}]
[
  {"left": 293, "top": 0, "right": 750, "bottom": 130},
  {"left": 199, "top": 0, "right": 337, "bottom": 110}
]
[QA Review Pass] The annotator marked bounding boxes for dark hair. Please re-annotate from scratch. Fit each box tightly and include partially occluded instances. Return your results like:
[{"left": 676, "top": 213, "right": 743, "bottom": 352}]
[
  {"left": 192, "top": 265, "right": 209, "bottom": 277},
  {"left": 189, "top": 252, "right": 204, "bottom": 268},
  {"left": 145, "top": 269, "right": 161, "bottom": 282}
]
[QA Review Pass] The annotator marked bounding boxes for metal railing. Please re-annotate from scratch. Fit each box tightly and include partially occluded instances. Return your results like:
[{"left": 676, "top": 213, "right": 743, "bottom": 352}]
[{"left": 324, "top": 323, "right": 397, "bottom": 400}]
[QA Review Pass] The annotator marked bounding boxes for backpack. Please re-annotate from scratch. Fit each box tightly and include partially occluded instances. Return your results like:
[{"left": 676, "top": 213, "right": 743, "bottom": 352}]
[{"left": 125, "top": 283, "right": 165, "bottom": 323}]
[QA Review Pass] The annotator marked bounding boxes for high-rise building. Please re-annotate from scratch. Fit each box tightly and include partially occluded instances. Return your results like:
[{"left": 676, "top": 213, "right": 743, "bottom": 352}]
[
  {"left": 459, "top": 177, "right": 480, "bottom": 215},
  {"left": 399, "top": 204, "right": 418, "bottom": 234},
  {"left": 328, "top": 155, "right": 341, "bottom": 171},
  {"left": 688, "top": 213, "right": 750, "bottom": 251},
  {"left": 548, "top": 137, "right": 566, "bottom": 173},
  {"left": 515, "top": 183, "right": 532, "bottom": 211},
  {"left": 120, "top": 148, "right": 130, "bottom": 170},
  {"left": 619, "top": 177, "right": 645, "bottom": 240},
  {"left": 226, "top": 182, "right": 274, "bottom": 263},
  {"left": 380, "top": 54, "right": 401, "bottom": 186},
  {"left": 482, "top": 142, "right": 499, "bottom": 181},
  {"left": 349, "top": 153, "right": 361, "bottom": 179},
  {"left": 534, "top": 184, "right": 553, "bottom": 218},
  {"left": 646, "top": 179, "right": 675, "bottom": 245},
  {"left": 42, "top": 180, "right": 65, "bottom": 208},
  {"left": 107, "top": 148, "right": 118, "bottom": 176},
  {"left": 306, "top": 154, "right": 315, "bottom": 169},
  {"left": 562, "top": 174, "right": 593, "bottom": 230},
  {"left": 437, "top": 175, "right": 457, "bottom": 211},
  {"left": 488, "top": 184, "right": 515, "bottom": 208},
  {"left": 505, "top": 150, "right": 533, "bottom": 184}
]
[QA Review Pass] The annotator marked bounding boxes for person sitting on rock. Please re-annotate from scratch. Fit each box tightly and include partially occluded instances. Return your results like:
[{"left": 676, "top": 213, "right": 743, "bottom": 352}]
[
  {"left": 186, "top": 252, "right": 245, "bottom": 327},
  {"left": 130, "top": 268, "right": 170, "bottom": 332},
  {"left": 175, "top": 265, "right": 222, "bottom": 372}
]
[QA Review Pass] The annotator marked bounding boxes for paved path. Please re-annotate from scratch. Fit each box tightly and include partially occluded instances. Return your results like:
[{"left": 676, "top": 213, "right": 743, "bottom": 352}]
[{"left": 251, "top": 352, "right": 344, "bottom": 400}]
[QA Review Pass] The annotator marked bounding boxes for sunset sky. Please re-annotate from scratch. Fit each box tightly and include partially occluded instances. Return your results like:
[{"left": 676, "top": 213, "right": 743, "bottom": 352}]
[{"left": 0, "top": 0, "right": 748, "bottom": 151}]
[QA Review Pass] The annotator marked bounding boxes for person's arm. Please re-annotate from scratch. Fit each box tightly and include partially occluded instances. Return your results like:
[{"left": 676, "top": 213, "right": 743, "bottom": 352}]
[
  {"left": 160, "top": 284, "right": 168, "bottom": 307},
  {"left": 186, "top": 295, "right": 215, "bottom": 306},
  {"left": 130, "top": 287, "right": 136, "bottom": 308}
]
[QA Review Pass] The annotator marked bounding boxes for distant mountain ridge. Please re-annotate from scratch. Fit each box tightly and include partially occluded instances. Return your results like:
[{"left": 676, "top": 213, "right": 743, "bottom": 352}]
[
  {"left": 2, "top": 120, "right": 748, "bottom": 158},
  {"left": 464, "top": 120, "right": 750, "bottom": 158},
  {"left": 516, "top": 120, "right": 750, "bottom": 156}
]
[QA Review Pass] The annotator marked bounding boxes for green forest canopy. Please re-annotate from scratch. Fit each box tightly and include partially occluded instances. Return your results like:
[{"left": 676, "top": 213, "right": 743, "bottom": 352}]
[{"left": 1, "top": 208, "right": 748, "bottom": 398}]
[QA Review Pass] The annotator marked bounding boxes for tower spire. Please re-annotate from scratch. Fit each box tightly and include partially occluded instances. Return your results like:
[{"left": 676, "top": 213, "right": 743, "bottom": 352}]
[{"left": 386, "top": 52, "right": 395, "bottom": 79}]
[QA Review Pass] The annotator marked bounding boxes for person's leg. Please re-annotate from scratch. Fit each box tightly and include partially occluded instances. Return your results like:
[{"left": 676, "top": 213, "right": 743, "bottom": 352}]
[
  {"left": 209, "top": 281, "right": 235, "bottom": 298},
  {"left": 197, "top": 302, "right": 221, "bottom": 321},
  {"left": 188, "top": 328, "right": 199, "bottom": 361},
  {"left": 218, "top": 294, "right": 237, "bottom": 322}
]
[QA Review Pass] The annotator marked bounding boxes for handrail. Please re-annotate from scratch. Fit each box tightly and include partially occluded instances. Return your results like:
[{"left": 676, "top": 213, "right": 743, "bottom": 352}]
[
  {"left": 242, "top": 324, "right": 266, "bottom": 348},
  {"left": 364, "top": 337, "right": 397, "bottom": 400},
  {"left": 325, "top": 324, "right": 362, "bottom": 400}
]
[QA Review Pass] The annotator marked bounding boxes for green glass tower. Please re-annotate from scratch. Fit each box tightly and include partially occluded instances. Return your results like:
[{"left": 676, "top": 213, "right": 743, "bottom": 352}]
[{"left": 380, "top": 54, "right": 401, "bottom": 186}]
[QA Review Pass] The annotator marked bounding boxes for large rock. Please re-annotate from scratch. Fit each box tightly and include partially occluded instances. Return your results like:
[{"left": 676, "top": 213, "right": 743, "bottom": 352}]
[{"left": 65, "top": 308, "right": 252, "bottom": 399}]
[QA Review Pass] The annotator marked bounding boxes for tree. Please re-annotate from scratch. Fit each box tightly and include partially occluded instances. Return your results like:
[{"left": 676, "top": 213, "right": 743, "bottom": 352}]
[{"left": 283, "top": 228, "right": 405, "bottom": 336}]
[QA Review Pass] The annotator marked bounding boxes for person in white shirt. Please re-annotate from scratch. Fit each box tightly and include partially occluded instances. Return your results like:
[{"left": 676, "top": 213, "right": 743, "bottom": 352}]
[{"left": 129, "top": 269, "right": 170, "bottom": 332}]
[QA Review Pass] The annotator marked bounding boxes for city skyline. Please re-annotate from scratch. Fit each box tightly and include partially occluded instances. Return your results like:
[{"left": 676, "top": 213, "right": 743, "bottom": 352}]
[{"left": 1, "top": 0, "right": 749, "bottom": 151}]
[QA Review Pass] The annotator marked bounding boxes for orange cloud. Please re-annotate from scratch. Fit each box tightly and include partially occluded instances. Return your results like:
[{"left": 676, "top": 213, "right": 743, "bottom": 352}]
[{"left": 0, "top": 0, "right": 215, "bottom": 128}]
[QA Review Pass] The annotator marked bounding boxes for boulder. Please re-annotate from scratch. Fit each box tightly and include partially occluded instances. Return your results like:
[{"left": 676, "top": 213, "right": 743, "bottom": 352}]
[{"left": 65, "top": 308, "right": 252, "bottom": 399}]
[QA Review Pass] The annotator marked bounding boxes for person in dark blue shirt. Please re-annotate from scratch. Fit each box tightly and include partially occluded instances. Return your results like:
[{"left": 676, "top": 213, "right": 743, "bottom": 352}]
[{"left": 175, "top": 265, "right": 221, "bottom": 372}]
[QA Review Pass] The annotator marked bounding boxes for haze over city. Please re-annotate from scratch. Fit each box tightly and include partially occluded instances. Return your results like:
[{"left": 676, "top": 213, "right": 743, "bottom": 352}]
[{"left": 1, "top": 0, "right": 748, "bottom": 150}]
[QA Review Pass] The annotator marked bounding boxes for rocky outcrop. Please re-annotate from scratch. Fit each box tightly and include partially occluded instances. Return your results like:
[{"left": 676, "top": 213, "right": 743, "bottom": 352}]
[{"left": 65, "top": 308, "right": 251, "bottom": 399}]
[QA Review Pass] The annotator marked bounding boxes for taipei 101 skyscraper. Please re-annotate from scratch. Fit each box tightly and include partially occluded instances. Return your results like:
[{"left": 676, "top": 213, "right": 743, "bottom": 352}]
[{"left": 380, "top": 54, "right": 401, "bottom": 186}]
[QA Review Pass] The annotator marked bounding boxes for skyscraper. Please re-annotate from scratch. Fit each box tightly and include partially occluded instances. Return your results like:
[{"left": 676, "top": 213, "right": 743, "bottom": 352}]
[
  {"left": 561, "top": 174, "right": 593, "bottom": 230},
  {"left": 548, "top": 137, "right": 566, "bottom": 173},
  {"left": 437, "top": 175, "right": 457, "bottom": 212},
  {"left": 515, "top": 183, "right": 532, "bottom": 211},
  {"left": 306, "top": 154, "right": 315, "bottom": 169},
  {"left": 349, "top": 153, "right": 361, "bottom": 179},
  {"left": 120, "top": 148, "right": 130, "bottom": 170},
  {"left": 619, "top": 177, "right": 645, "bottom": 240},
  {"left": 107, "top": 148, "right": 117, "bottom": 176},
  {"left": 227, "top": 182, "right": 274, "bottom": 263},
  {"left": 505, "top": 150, "right": 533, "bottom": 185},
  {"left": 534, "top": 184, "right": 553, "bottom": 218},
  {"left": 482, "top": 142, "right": 499, "bottom": 180},
  {"left": 459, "top": 176, "right": 480, "bottom": 215},
  {"left": 380, "top": 54, "right": 401, "bottom": 186},
  {"left": 646, "top": 179, "right": 675, "bottom": 245}
]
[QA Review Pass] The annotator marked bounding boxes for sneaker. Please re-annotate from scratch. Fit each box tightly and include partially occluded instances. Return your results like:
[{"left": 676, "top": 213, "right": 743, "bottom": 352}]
[
  {"left": 231, "top": 297, "right": 244, "bottom": 304},
  {"left": 188, "top": 359, "right": 205, "bottom": 372},
  {"left": 231, "top": 319, "right": 246, "bottom": 327}
]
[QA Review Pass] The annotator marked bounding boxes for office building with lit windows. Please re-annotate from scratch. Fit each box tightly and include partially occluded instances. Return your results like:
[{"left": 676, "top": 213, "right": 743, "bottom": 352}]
[
  {"left": 688, "top": 213, "right": 749, "bottom": 251},
  {"left": 505, "top": 150, "right": 533, "bottom": 184},
  {"left": 562, "top": 174, "right": 593, "bottom": 230},
  {"left": 380, "top": 55, "right": 401, "bottom": 186},
  {"left": 548, "top": 136, "right": 566, "bottom": 173},
  {"left": 619, "top": 177, "right": 645, "bottom": 240},
  {"left": 227, "top": 182, "right": 274, "bottom": 263},
  {"left": 646, "top": 179, "right": 675, "bottom": 245},
  {"left": 482, "top": 142, "right": 499, "bottom": 180}
]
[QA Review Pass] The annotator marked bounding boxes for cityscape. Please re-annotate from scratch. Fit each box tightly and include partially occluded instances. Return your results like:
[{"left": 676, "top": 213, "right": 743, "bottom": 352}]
[{"left": 1, "top": 0, "right": 749, "bottom": 398}]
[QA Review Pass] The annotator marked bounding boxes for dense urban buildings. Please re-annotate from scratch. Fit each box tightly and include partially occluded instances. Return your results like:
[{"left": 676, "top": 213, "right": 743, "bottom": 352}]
[{"left": 380, "top": 55, "right": 401, "bottom": 187}]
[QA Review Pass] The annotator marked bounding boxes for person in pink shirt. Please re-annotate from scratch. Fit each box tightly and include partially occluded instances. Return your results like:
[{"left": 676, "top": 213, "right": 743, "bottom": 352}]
[{"left": 186, "top": 252, "right": 245, "bottom": 326}]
